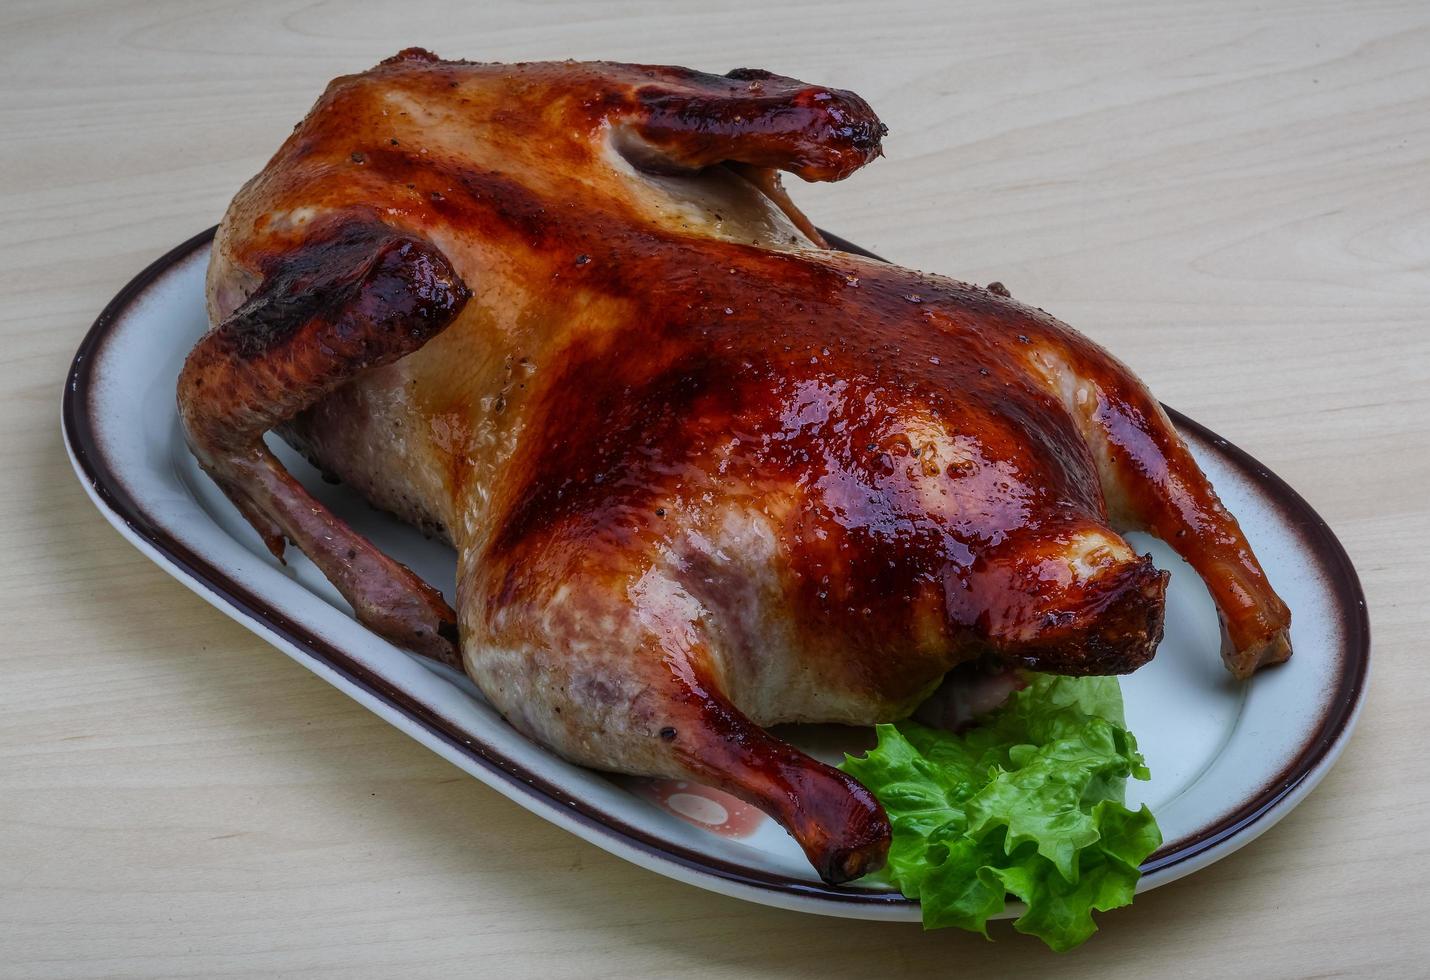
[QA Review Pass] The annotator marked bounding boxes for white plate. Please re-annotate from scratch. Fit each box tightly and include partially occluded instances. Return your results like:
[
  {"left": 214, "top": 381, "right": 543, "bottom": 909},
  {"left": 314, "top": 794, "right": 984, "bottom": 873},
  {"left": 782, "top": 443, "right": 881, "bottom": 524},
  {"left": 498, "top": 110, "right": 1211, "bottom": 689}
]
[{"left": 63, "top": 228, "right": 1369, "bottom": 921}]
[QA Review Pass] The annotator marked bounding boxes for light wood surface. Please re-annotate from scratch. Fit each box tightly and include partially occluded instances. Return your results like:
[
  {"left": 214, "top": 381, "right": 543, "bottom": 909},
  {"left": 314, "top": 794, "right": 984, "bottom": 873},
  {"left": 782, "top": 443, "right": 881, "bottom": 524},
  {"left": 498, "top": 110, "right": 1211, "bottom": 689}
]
[{"left": 3, "top": 1, "right": 1427, "bottom": 976}]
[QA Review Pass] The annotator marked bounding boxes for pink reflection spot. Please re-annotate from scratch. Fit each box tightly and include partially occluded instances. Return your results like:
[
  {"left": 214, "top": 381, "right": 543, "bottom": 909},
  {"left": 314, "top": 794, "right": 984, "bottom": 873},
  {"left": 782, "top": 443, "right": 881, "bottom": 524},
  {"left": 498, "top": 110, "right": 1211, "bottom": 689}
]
[{"left": 638, "top": 779, "right": 766, "bottom": 838}]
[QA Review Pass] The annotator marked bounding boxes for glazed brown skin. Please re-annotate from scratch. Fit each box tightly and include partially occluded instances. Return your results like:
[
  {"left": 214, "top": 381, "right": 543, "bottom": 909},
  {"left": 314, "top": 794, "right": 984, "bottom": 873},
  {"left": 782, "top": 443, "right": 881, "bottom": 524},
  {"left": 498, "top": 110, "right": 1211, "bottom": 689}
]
[{"left": 179, "top": 49, "right": 1292, "bottom": 883}]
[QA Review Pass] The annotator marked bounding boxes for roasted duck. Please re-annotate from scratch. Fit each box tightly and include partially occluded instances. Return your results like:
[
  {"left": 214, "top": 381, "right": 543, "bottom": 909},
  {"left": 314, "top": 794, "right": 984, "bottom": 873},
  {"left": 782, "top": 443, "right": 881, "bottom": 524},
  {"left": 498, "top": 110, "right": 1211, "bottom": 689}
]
[{"left": 179, "top": 49, "right": 1292, "bottom": 883}]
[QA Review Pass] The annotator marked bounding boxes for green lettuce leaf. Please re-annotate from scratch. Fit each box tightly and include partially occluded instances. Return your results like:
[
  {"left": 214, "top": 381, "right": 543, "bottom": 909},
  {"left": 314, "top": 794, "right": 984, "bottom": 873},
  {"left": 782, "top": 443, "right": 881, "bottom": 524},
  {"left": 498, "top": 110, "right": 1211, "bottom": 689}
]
[{"left": 840, "top": 674, "right": 1161, "bottom": 951}]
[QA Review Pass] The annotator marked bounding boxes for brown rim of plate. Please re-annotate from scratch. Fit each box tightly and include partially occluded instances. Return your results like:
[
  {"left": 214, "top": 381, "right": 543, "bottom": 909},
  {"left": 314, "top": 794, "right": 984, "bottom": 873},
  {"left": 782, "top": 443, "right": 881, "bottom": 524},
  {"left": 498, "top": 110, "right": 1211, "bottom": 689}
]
[{"left": 63, "top": 226, "right": 1370, "bottom": 906}]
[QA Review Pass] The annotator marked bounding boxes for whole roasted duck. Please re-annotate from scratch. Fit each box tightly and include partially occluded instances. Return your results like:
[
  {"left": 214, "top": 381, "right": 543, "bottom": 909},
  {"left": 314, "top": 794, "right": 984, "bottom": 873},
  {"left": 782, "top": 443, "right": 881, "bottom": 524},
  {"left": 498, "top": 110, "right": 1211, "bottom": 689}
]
[{"left": 179, "top": 49, "right": 1291, "bottom": 883}]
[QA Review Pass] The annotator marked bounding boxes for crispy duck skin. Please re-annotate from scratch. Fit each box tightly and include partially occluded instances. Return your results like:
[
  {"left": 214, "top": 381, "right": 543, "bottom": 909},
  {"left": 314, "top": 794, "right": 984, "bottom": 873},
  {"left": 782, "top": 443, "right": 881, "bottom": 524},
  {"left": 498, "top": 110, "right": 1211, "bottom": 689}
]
[{"left": 179, "top": 49, "right": 1291, "bottom": 883}]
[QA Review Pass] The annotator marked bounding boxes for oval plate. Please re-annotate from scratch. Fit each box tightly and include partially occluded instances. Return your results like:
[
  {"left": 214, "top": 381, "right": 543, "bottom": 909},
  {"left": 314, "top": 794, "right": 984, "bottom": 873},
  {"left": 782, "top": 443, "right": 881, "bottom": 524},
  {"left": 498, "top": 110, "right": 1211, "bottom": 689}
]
[{"left": 63, "top": 228, "right": 1368, "bottom": 921}]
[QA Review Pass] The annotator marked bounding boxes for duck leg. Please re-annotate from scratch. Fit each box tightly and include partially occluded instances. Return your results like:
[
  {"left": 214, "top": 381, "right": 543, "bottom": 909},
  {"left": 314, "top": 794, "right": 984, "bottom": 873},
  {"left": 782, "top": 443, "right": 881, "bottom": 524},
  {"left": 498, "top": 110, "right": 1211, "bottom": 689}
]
[
  {"left": 470, "top": 560, "right": 891, "bottom": 884},
  {"left": 177, "top": 219, "right": 470, "bottom": 664},
  {"left": 1054, "top": 356, "right": 1293, "bottom": 678}
]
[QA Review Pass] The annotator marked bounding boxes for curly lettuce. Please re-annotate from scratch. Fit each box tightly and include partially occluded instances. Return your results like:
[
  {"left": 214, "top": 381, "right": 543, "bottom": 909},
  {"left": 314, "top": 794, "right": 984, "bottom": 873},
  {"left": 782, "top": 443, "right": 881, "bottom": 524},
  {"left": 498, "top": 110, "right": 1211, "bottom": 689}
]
[{"left": 840, "top": 674, "right": 1161, "bottom": 951}]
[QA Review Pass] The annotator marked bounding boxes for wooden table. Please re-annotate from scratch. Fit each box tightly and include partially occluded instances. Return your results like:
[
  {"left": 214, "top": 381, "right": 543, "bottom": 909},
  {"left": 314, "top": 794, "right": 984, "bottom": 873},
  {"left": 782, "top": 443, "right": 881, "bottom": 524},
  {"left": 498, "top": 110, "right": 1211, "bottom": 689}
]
[{"left": 3, "top": 1, "right": 1426, "bottom": 976}]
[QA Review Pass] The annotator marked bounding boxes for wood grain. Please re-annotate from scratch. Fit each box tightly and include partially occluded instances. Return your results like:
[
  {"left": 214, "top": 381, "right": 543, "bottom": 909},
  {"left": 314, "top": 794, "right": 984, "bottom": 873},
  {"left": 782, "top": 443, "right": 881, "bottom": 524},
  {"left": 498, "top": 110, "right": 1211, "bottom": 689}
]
[{"left": 2, "top": 1, "right": 1427, "bottom": 976}]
